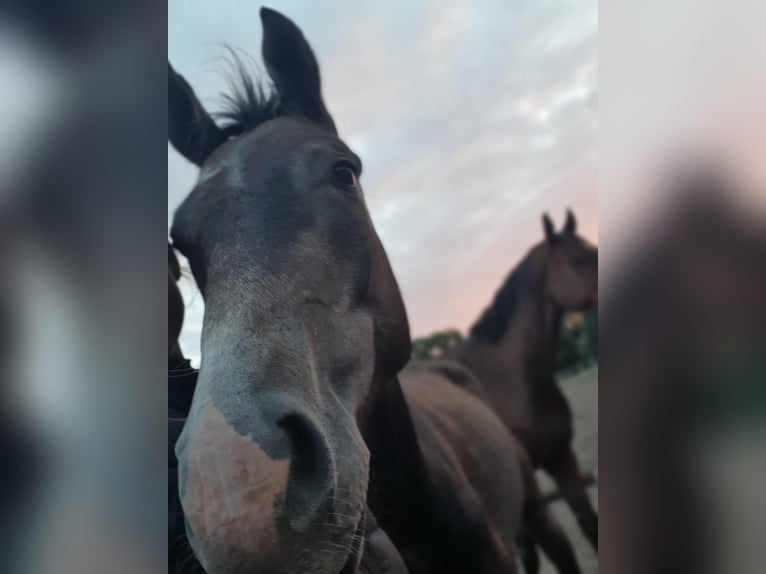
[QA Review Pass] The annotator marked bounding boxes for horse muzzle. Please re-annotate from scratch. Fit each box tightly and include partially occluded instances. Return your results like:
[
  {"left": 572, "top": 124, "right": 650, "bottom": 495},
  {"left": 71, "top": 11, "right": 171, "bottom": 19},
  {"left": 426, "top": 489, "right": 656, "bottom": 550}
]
[{"left": 176, "top": 395, "right": 369, "bottom": 574}]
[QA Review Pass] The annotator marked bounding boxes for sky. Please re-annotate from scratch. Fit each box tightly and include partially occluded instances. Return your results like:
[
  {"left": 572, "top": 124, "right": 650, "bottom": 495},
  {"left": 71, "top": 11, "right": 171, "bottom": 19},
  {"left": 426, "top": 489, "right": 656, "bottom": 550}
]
[{"left": 168, "top": 0, "right": 598, "bottom": 362}]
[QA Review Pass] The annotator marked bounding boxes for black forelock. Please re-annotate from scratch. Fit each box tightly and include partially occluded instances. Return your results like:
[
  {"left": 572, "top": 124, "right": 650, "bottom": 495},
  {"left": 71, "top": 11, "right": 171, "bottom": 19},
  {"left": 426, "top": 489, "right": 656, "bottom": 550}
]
[
  {"left": 202, "top": 49, "right": 279, "bottom": 140},
  {"left": 214, "top": 46, "right": 340, "bottom": 142},
  {"left": 213, "top": 48, "right": 282, "bottom": 139}
]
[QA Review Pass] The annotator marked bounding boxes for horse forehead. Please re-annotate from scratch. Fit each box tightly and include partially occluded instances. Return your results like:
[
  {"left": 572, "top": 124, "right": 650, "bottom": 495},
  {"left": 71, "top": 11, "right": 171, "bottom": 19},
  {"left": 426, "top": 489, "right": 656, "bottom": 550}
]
[
  {"left": 254, "top": 120, "right": 347, "bottom": 162},
  {"left": 558, "top": 236, "right": 594, "bottom": 255},
  {"left": 198, "top": 119, "right": 345, "bottom": 186},
  {"left": 574, "top": 235, "right": 597, "bottom": 250},
  {"left": 241, "top": 118, "right": 338, "bottom": 157}
]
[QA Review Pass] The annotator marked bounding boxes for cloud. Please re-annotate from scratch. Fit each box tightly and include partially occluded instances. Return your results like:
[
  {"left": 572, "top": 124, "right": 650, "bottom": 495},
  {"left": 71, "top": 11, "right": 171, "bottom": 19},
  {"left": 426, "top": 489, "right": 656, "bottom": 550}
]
[{"left": 168, "top": 0, "right": 597, "bottom": 359}]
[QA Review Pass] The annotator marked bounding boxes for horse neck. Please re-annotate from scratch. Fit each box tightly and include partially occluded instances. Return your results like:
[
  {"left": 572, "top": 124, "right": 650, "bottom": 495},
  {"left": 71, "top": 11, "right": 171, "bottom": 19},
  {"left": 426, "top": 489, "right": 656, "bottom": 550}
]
[
  {"left": 359, "top": 375, "right": 432, "bottom": 548},
  {"left": 464, "top": 254, "right": 564, "bottom": 385},
  {"left": 360, "top": 375, "right": 428, "bottom": 492},
  {"left": 500, "top": 286, "right": 563, "bottom": 379}
]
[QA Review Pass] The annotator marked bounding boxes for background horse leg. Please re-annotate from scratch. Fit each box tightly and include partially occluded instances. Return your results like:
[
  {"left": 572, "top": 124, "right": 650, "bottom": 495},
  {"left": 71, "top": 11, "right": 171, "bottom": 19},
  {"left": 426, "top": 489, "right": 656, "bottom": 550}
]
[
  {"left": 517, "top": 532, "right": 540, "bottom": 574},
  {"left": 523, "top": 507, "right": 581, "bottom": 574},
  {"left": 479, "top": 542, "right": 521, "bottom": 574},
  {"left": 547, "top": 449, "right": 598, "bottom": 552},
  {"left": 520, "top": 462, "right": 581, "bottom": 574}
]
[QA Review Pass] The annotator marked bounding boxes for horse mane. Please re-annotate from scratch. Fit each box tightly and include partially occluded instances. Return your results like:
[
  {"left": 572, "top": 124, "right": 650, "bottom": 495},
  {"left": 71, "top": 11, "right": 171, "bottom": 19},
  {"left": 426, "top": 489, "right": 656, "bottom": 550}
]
[
  {"left": 214, "top": 48, "right": 282, "bottom": 138},
  {"left": 469, "top": 254, "right": 535, "bottom": 344}
]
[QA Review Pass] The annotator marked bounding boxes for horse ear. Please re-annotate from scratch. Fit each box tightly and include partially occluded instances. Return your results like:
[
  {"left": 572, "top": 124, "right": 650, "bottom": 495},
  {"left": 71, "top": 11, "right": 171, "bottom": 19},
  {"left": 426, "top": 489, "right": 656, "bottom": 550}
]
[
  {"left": 168, "top": 62, "right": 226, "bottom": 166},
  {"left": 260, "top": 7, "right": 337, "bottom": 133},
  {"left": 563, "top": 208, "right": 577, "bottom": 235},
  {"left": 542, "top": 213, "right": 556, "bottom": 243}
]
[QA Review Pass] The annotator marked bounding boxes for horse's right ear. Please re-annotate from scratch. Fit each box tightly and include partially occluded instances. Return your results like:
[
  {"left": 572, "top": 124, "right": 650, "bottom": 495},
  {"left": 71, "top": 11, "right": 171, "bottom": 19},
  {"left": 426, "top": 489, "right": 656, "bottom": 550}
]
[
  {"left": 542, "top": 213, "right": 556, "bottom": 244},
  {"left": 168, "top": 62, "right": 226, "bottom": 166},
  {"left": 563, "top": 208, "right": 577, "bottom": 235},
  {"left": 260, "top": 7, "right": 337, "bottom": 133}
]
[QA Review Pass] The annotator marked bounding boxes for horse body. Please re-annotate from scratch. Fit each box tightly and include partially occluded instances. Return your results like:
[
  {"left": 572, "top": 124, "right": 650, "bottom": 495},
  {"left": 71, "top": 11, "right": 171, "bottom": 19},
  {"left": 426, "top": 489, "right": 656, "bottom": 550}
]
[
  {"left": 397, "top": 362, "right": 582, "bottom": 574},
  {"left": 358, "top": 367, "right": 525, "bottom": 574},
  {"left": 402, "top": 369, "right": 524, "bottom": 572}
]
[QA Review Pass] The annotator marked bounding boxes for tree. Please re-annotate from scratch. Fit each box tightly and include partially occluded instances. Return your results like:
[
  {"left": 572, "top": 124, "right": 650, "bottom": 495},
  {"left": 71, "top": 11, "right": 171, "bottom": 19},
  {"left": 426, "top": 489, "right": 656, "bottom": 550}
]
[
  {"left": 411, "top": 329, "right": 465, "bottom": 360},
  {"left": 556, "top": 311, "right": 598, "bottom": 371},
  {"left": 412, "top": 314, "right": 598, "bottom": 373}
]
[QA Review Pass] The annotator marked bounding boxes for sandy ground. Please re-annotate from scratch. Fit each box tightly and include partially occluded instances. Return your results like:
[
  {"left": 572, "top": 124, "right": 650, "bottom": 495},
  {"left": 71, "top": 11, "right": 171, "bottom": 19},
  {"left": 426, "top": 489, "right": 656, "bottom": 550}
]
[
  {"left": 536, "top": 367, "right": 598, "bottom": 574},
  {"left": 518, "top": 366, "right": 766, "bottom": 574}
]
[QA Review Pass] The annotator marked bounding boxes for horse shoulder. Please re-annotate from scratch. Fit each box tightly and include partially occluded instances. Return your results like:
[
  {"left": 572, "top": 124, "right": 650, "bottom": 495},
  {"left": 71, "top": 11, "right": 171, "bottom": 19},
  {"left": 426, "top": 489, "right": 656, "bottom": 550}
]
[
  {"left": 400, "top": 370, "right": 525, "bottom": 559},
  {"left": 405, "top": 359, "right": 490, "bottom": 402}
]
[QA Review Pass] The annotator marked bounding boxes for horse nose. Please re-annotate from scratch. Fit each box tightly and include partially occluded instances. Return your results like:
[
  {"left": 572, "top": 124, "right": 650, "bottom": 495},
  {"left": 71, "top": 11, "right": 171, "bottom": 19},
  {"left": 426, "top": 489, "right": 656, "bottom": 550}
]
[
  {"left": 176, "top": 399, "right": 336, "bottom": 572},
  {"left": 278, "top": 412, "right": 334, "bottom": 530}
]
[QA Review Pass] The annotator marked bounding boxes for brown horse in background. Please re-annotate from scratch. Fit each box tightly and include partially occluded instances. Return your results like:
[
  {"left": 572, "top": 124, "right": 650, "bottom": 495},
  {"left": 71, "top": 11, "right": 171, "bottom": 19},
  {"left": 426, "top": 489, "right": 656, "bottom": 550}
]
[{"left": 458, "top": 211, "right": 599, "bottom": 554}]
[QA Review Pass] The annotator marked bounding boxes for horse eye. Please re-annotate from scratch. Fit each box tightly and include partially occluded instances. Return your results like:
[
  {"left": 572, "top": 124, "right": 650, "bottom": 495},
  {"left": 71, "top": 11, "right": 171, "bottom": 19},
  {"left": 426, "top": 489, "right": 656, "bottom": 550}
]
[{"left": 333, "top": 164, "right": 358, "bottom": 188}]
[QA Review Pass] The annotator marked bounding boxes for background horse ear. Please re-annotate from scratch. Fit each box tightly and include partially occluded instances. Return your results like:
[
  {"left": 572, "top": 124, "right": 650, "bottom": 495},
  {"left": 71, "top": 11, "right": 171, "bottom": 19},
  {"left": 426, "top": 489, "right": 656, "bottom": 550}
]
[
  {"left": 543, "top": 213, "right": 556, "bottom": 244},
  {"left": 563, "top": 208, "right": 577, "bottom": 235},
  {"left": 168, "top": 62, "right": 226, "bottom": 166},
  {"left": 260, "top": 7, "right": 337, "bottom": 133}
]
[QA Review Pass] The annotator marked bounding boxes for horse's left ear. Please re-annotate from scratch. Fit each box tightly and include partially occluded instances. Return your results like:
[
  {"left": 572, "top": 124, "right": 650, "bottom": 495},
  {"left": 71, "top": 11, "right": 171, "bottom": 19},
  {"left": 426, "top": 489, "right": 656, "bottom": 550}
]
[
  {"left": 260, "top": 7, "right": 337, "bottom": 133},
  {"left": 563, "top": 208, "right": 577, "bottom": 235},
  {"left": 168, "top": 63, "right": 226, "bottom": 165},
  {"left": 542, "top": 213, "right": 556, "bottom": 244}
]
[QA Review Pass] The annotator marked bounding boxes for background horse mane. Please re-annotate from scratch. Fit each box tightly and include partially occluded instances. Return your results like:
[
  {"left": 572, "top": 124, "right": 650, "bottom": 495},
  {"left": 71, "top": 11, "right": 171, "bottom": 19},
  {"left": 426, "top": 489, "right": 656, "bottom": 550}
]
[{"left": 469, "top": 255, "right": 536, "bottom": 344}]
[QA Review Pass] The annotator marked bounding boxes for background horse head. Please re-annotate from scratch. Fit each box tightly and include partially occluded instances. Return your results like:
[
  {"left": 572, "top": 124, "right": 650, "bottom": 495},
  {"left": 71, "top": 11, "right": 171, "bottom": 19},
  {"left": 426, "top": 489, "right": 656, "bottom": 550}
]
[
  {"left": 468, "top": 210, "right": 597, "bottom": 350},
  {"left": 542, "top": 209, "right": 598, "bottom": 313},
  {"left": 169, "top": 8, "right": 410, "bottom": 574}
]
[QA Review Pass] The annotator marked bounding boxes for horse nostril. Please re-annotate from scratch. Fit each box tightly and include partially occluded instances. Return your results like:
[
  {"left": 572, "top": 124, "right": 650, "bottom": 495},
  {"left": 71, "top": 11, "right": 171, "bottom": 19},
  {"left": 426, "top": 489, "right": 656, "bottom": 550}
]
[{"left": 278, "top": 413, "right": 334, "bottom": 531}]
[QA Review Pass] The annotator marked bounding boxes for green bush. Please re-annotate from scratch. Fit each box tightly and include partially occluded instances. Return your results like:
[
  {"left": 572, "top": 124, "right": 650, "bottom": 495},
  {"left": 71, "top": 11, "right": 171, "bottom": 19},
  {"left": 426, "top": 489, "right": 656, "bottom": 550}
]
[
  {"left": 411, "top": 313, "right": 598, "bottom": 373},
  {"left": 557, "top": 312, "right": 598, "bottom": 371},
  {"left": 411, "top": 329, "right": 465, "bottom": 360}
]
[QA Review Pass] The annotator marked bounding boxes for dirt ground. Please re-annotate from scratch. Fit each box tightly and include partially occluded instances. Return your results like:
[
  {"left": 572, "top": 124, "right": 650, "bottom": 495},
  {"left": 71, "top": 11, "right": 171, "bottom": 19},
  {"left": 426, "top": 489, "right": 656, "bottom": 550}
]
[
  {"left": 524, "top": 366, "right": 766, "bottom": 574},
  {"left": 536, "top": 367, "right": 598, "bottom": 574}
]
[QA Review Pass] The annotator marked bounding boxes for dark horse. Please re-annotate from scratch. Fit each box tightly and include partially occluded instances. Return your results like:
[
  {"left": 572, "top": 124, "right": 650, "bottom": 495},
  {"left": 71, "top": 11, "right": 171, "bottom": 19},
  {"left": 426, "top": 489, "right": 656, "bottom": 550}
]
[
  {"left": 169, "top": 7, "right": 529, "bottom": 574},
  {"left": 457, "top": 211, "right": 599, "bottom": 553}
]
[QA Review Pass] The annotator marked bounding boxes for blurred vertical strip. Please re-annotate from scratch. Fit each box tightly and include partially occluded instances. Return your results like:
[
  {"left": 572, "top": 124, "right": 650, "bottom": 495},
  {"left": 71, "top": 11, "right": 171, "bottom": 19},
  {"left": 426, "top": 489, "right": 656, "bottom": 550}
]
[
  {"left": 601, "top": 2, "right": 766, "bottom": 574},
  {"left": 0, "top": 2, "right": 166, "bottom": 573}
]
